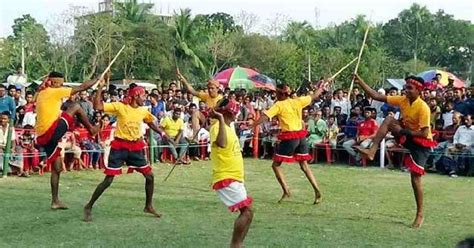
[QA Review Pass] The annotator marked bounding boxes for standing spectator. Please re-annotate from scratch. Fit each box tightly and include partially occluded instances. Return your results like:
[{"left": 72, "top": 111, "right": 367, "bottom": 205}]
[
  {"left": 149, "top": 93, "right": 166, "bottom": 118},
  {"left": 23, "top": 91, "right": 35, "bottom": 113},
  {"left": 98, "top": 115, "right": 114, "bottom": 168},
  {"left": 331, "top": 88, "right": 351, "bottom": 116},
  {"left": 0, "top": 85, "right": 16, "bottom": 120},
  {"left": 160, "top": 108, "right": 189, "bottom": 164},
  {"left": 0, "top": 111, "right": 25, "bottom": 176},
  {"left": 448, "top": 114, "right": 474, "bottom": 176},
  {"left": 327, "top": 115, "right": 339, "bottom": 149},
  {"left": 14, "top": 88, "right": 26, "bottom": 107},
  {"left": 428, "top": 97, "right": 441, "bottom": 126},
  {"left": 79, "top": 91, "right": 94, "bottom": 122}
]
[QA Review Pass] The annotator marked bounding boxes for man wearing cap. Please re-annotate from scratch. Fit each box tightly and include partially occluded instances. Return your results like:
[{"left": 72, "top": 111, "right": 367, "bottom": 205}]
[
  {"left": 353, "top": 73, "right": 437, "bottom": 229},
  {"left": 84, "top": 80, "right": 167, "bottom": 222},
  {"left": 252, "top": 82, "right": 327, "bottom": 205},
  {"left": 209, "top": 99, "right": 253, "bottom": 248}
]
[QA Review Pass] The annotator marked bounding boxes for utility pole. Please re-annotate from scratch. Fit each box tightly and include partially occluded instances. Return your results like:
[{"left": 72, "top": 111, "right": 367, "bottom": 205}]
[{"left": 21, "top": 33, "right": 25, "bottom": 75}]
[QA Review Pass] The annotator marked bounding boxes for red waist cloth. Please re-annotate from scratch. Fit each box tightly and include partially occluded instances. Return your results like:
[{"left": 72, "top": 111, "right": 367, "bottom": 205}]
[
  {"left": 398, "top": 136, "right": 437, "bottom": 148},
  {"left": 277, "top": 130, "right": 308, "bottom": 140},
  {"left": 110, "top": 138, "right": 146, "bottom": 151}
]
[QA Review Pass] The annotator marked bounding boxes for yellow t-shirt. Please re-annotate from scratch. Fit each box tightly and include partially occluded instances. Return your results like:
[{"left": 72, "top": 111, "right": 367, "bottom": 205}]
[
  {"left": 264, "top": 96, "right": 312, "bottom": 132},
  {"left": 104, "top": 102, "right": 155, "bottom": 141},
  {"left": 35, "top": 87, "right": 72, "bottom": 136},
  {"left": 210, "top": 122, "right": 244, "bottom": 184},
  {"left": 197, "top": 91, "right": 223, "bottom": 109},
  {"left": 387, "top": 96, "right": 432, "bottom": 140},
  {"left": 160, "top": 116, "right": 184, "bottom": 137}
]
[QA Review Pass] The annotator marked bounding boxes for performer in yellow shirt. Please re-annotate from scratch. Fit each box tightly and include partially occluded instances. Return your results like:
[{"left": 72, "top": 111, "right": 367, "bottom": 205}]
[
  {"left": 83, "top": 82, "right": 167, "bottom": 222},
  {"left": 209, "top": 99, "right": 252, "bottom": 248},
  {"left": 353, "top": 74, "right": 436, "bottom": 229},
  {"left": 252, "top": 83, "right": 326, "bottom": 205},
  {"left": 35, "top": 71, "right": 100, "bottom": 210},
  {"left": 177, "top": 69, "right": 223, "bottom": 131}
]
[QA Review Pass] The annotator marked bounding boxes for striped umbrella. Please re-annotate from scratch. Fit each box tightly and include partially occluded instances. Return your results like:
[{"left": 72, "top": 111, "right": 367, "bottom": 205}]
[
  {"left": 417, "top": 69, "right": 465, "bottom": 88},
  {"left": 214, "top": 66, "right": 276, "bottom": 91}
]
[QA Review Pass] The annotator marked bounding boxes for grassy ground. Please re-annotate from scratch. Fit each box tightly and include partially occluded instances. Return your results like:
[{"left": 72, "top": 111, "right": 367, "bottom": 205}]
[{"left": 0, "top": 159, "right": 473, "bottom": 248}]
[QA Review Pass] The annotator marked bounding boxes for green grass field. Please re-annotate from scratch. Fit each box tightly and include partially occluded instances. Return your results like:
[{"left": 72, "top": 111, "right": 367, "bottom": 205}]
[{"left": 1, "top": 160, "right": 473, "bottom": 247}]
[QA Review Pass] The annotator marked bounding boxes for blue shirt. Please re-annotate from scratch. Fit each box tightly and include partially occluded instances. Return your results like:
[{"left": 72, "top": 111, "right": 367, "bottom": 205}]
[
  {"left": 0, "top": 96, "right": 16, "bottom": 120},
  {"left": 344, "top": 119, "right": 358, "bottom": 138},
  {"left": 150, "top": 101, "right": 166, "bottom": 118}
]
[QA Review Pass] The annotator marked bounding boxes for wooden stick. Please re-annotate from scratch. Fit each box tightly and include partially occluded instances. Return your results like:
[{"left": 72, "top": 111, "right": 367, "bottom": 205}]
[
  {"left": 347, "top": 26, "right": 370, "bottom": 101},
  {"left": 96, "top": 45, "right": 126, "bottom": 89},
  {"left": 329, "top": 57, "right": 358, "bottom": 80}
]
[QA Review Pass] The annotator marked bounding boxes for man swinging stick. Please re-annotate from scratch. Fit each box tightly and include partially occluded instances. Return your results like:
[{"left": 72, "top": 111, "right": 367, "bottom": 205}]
[
  {"left": 83, "top": 79, "right": 167, "bottom": 222},
  {"left": 252, "top": 83, "right": 327, "bottom": 204},
  {"left": 35, "top": 71, "right": 100, "bottom": 209},
  {"left": 353, "top": 74, "right": 436, "bottom": 228}
]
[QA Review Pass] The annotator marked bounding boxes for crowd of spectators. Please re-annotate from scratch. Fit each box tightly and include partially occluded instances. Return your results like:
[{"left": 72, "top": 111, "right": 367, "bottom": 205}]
[{"left": 0, "top": 73, "right": 473, "bottom": 178}]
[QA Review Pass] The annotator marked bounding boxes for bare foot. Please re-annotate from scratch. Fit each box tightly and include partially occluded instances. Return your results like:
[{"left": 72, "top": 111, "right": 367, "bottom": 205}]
[
  {"left": 144, "top": 206, "right": 161, "bottom": 218},
  {"left": 278, "top": 192, "right": 291, "bottom": 203},
  {"left": 83, "top": 206, "right": 93, "bottom": 222},
  {"left": 411, "top": 215, "right": 423, "bottom": 229},
  {"left": 51, "top": 201, "right": 68, "bottom": 210},
  {"left": 313, "top": 191, "right": 322, "bottom": 205},
  {"left": 355, "top": 147, "right": 376, "bottom": 160}
]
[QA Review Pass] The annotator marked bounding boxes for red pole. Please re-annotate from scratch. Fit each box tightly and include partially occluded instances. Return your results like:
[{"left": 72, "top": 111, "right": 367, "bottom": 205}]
[{"left": 252, "top": 111, "right": 260, "bottom": 158}]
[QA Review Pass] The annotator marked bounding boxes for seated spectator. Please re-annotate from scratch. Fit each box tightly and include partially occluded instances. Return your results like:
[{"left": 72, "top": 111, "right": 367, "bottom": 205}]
[
  {"left": 75, "top": 124, "right": 101, "bottom": 169},
  {"left": 20, "top": 125, "right": 43, "bottom": 174},
  {"left": 0, "top": 85, "right": 16, "bottom": 120},
  {"left": 183, "top": 121, "right": 199, "bottom": 161},
  {"left": 340, "top": 112, "right": 358, "bottom": 147},
  {"left": 350, "top": 108, "right": 378, "bottom": 165},
  {"left": 448, "top": 114, "right": 474, "bottom": 177},
  {"left": 431, "top": 112, "right": 462, "bottom": 166},
  {"left": 22, "top": 106, "right": 36, "bottom": 127},
  {"left": 260, "top": 117, "right": 279, "bottom": 159},
  {"left": 160, "top": 108, "right": 189, "bottom": 164},
  {"left": 59, "top": 131, "right": 85, "bottom": 171},
  {"left": 238, "top": 113, "right": 255, "bottom": 155},
  {"left": 333, "top": 106, "right": 347, "bottom": 129},
  {"left": 307, "top": 109, "right": 327, "bottom": 147}
]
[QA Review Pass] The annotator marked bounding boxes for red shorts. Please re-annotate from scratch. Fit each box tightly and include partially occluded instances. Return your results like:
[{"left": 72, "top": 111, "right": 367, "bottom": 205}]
[
  {"left": 36, "top": 112, "right": 74, "bottom": 164},
  {"left": 104, "top": 138, "right": 152, "bottom": 176}
]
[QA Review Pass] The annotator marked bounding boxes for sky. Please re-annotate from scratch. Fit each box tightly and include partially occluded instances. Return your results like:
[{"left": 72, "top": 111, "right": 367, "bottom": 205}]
[{"left": 0, "top": 0, "right": 473, "bottom": 37}]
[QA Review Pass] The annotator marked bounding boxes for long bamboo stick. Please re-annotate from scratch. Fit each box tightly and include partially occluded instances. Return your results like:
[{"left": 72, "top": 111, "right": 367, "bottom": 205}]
[
  {"left": 96, "top": 45, "right": 126, "bottom": 89},
  {"left": 347, "top": 26, "right": 370, "bottom": 101}
]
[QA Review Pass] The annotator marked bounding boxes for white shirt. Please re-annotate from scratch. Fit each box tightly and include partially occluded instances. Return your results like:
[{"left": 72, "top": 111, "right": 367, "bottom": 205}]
[
  {"left": 442, "top": 110, "right": 454, "bottom": 128},
  {"left": 22, "top": 112, "right": 36, "bottom": 127},
  {"left": 331, "top": 98, "right": 351, "bottom": 116},
  {"left": 0, "top": 124, "right": 15, "bottom": 147},
  {"left": 453, "top": 125, "right": 474, "bottom": 146}
]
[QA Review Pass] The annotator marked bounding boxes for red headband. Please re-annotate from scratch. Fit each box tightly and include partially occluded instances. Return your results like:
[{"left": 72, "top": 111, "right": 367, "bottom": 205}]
[
  {"left": 218, "top": 99, "right": 240, "bottom": 116},
  {"left": 122, "top": 86, "right": 145, "bottom": 104},
  {"left": 406, "top": 78, "right": 424, "bottom": 91}
]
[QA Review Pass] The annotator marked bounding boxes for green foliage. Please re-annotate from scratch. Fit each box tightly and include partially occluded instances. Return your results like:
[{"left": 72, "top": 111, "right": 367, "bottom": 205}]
[{"left": 1, "top": 4, "right": 472, "bottom": 87}]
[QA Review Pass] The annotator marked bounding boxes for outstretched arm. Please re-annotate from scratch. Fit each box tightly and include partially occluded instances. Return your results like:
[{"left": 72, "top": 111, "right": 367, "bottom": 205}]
[
  {"left": 71, "top": 78, "right": 99, "bottom": 95},
  {"left": 147, "top": 121, "right": 167, "bottom": 138},
  {"left": 353, "top": 74, "right": 387, "bottom": 102},
  {"left": 177, "top": 69, "right": 198, "bottom": 96}
]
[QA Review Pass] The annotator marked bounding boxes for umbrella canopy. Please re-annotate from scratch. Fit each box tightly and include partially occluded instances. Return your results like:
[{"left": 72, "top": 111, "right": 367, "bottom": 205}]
[
  {"left": 214, "top": 66, "right": 275, "bottom": 91},
  {"left": 417, "top": 70, "right": 465, "bottom": 88}
]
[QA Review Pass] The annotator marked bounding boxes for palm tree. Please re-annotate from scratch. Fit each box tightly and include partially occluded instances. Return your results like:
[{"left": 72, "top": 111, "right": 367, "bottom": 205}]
[
  {"left": 172, "top": 8, "right": 207, "bottom": 74},
  {"left": 114, "top": 0, "right": 153, "bottom": 23}
]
